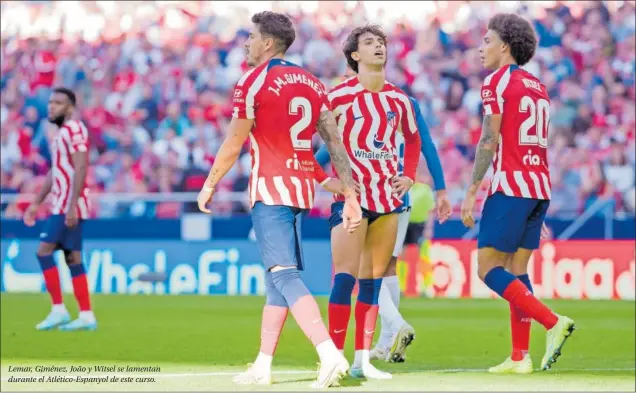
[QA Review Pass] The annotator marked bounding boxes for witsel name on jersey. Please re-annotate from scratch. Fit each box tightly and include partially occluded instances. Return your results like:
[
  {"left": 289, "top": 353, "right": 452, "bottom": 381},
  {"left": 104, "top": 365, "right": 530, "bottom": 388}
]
[
  {"left": 522, "top": 78, "right": 542, "bottom": 91},
  {"left": 267, "top": 73, "right": 325, "bottom": 97}
]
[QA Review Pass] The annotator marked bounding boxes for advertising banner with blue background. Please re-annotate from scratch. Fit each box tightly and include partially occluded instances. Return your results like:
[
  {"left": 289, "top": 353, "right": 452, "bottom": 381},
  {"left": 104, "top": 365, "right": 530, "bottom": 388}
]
[{"left": 1, "top": 239, "right": 333, "bottom": 296}]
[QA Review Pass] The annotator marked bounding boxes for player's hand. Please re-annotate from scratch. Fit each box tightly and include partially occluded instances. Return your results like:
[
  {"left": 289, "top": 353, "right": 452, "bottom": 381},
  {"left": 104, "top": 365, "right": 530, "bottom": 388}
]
[
  {"left": 65, "top": 208, "right": 79, "bottom": 228},
  {"left": 23, "top": 204, "right": 39, "bottom": 227},
  {"left": 460, "top": 192, "right": 477, "bottom": 228},
  {"left": 197, "top": 186, "right": 215, "bottom": 214},
  {"left": 391, "top": 176, "right": 414, "bottom": 199},
  {"left": 540, "top": 223, "right": 551, "bottom": 240},
  {"left": 321, "top": 178, "right": 345, "bottom": 195},
  {"left": 435, "top": 190, "right": 452, "bottom": 224},
  {"left": 342, "top": 194, "right": 362, "bottom": 234}
]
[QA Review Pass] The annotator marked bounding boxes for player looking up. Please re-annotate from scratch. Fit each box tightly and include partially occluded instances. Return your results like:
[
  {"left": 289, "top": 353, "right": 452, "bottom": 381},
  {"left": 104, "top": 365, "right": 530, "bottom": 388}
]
[
  {"left": 325, "top": 25, "right": 422, "bottom": 379},
  {"left": 315, "top": 95, "right": 451, "bottom": 364},
  {"left": 460, "top": 13, "right": 575, "bottom": 373},
  {"left": 196, "top": 11, "right": 361, "bottom": 388},
  {"left": 24, "top": 87, "right": 96, "bottom": 332}
]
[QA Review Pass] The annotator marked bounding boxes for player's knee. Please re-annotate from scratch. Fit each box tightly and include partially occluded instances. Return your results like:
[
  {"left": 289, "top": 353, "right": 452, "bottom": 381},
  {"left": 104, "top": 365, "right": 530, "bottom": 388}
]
[
  {"left": 477, "top": 261, "right": 500, "bottom": 282},
  {"left": 270, "top": 267, "right": 309, "bottom": 308},
  {"left": 332, "top": 257, "right": 358, "bottom": 276},
  {"left": 384, "top": 257, "right": 398, "bottom": 277},
  {"left": 64, "top": 250, "right": 81, "bottom": 265},
  {"left": 37, "top": 243, "right": 55, "bottom": 257},
  {"left": 372, "top": 263, "right": 388, "bottom": 279},
  {"left": 265, "top": 272, "right": 287, "bottom": 308}
]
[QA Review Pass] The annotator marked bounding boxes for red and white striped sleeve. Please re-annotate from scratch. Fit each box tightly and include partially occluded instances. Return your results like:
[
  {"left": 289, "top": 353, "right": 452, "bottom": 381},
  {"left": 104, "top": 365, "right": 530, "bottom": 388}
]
[
  {"left": 328, "top": 77, "right": 362, "bottom": 119},
  {"left": 62, "top": 120, "right": 89, "bottom": 154},
  {"left": 232, "top": 64, "right": 268, "bottom": 120},
  {"left": 481, "top": 65, "right": 512, "bottom": 116}
]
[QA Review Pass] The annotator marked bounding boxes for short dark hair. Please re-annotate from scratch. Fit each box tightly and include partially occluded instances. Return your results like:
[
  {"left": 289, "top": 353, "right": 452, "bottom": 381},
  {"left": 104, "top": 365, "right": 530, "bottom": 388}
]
[
  {"left": 488, "top": 13, "right": 537, "bottom": 66},
  {"left": 53, "top": 87, "right": 76, "bottom": 106},
  {"left": 343, "top": 25, "right": 387, "bottom": 73},
  {"left": 251, "top": 11, "right": 295, "bottom": 54}
]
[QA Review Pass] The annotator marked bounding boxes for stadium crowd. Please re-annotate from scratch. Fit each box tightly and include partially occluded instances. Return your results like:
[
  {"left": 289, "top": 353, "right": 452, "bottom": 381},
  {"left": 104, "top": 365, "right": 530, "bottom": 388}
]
[{"left": 1, "top": 1, "right": 635, "bottom": 218}]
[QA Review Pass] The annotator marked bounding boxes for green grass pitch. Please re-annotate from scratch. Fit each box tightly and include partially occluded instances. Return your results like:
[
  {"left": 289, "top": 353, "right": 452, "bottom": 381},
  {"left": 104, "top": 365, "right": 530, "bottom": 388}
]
[{"left": 1, "top": 294, "right": 634, "bottom": 391}]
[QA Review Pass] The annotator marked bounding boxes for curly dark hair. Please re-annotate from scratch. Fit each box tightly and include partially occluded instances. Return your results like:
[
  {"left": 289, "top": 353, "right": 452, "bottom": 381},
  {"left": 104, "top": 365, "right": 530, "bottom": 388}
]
[
  {"left": 343, "top": 25, "right": 387, "bottom": 73},
  {"left": 252, "top": 11, "right": 296, "bottom": 54},
  {"left": 488, "top": 13, "right": 537, "bottom": 66}
]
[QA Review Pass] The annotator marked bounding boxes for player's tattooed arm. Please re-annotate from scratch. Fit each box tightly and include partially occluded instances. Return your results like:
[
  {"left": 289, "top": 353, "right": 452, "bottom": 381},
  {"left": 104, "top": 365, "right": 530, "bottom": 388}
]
[
  {"left": 468, "top": 114, "right": 502, "bottom": 194},
  {"left": 316, "top": 111, "right": 355, "bottom": 196}
]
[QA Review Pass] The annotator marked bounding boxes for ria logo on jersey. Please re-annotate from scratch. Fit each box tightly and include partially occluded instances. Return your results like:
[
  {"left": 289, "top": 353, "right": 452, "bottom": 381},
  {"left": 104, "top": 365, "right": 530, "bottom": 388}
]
[
  {"left": 285, "top": 153, "right": 319, "bottom": 172},
  {"left": 523, "top": 150, "right": 541, "bottom": 166}
]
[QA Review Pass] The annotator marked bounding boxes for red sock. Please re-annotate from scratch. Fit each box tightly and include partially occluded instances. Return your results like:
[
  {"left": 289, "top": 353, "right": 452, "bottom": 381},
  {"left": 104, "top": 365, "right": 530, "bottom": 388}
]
[
  {"left": 328, "top": 303, "right": 351, "bottom": 350},
  {"left": 354, "top": 301, "right": 379, "bottom": 350},
  {"left": 70, "top": 265, "right": 91, "bottom": 312},
  {"left": 510, "top": 303, "right": 531, "bottom": 361},
  {"left": 503, "top": 280, "right": 557, "bottom": 330},
  {"left": 42, "top": 267, "right": 63, "bottom": 305}
]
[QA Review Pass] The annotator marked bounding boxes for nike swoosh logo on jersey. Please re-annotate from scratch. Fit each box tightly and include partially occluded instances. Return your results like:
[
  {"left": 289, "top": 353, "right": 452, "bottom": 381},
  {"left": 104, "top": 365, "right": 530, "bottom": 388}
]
[
  {"left": 353, "top": 115, "right": 363, "bottom": 121},
  {"left": 333, "top": 329, "right": 346, "bottom": 334},
  {"left": 364, "top": 329, "right": 375, "bottom": 335}
]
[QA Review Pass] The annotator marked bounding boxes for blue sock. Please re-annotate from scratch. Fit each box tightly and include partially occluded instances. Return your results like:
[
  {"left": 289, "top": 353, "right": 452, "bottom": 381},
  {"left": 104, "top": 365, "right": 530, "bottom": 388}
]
[
  {"left": 270, "top": 268, "right": 310, "bottom": 308},
  {"left": 358, "top": 278, "right": 383, "bottom": 305},
  {"left": 517, "top": 274, "right": 533, "bottom": 294},
  {"left": 484, "top": 267, "right": 517, "bottom": 297},
  {"left": 37, "top": 254, "right": 56, "bottom": 271},
  {"left": 329, "top": 273, "right": 356, "bottom": 305},
  {"left": 69, "top": 263, "right": 85, "bottom": 277}
]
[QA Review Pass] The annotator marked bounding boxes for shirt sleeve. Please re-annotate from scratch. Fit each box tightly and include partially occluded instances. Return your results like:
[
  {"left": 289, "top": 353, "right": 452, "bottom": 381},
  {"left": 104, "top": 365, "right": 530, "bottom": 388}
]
[
  {"left": 232, "top": 81, "right": 253, "bottom": 120},
  {"left": 233, "top": 68, "right": 264, "bottom": 120},
  {"left": 481, "top": 69, "right": 508, "bottom": 115},
  {"left": 64, "top": 122, "right": 88, "bottom": 154}
]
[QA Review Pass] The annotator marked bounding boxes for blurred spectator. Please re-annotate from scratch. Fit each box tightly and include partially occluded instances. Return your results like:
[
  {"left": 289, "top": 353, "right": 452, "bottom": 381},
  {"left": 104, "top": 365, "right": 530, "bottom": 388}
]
[{"left": 0, "top": 0, "right": 634, "bottom": 218}]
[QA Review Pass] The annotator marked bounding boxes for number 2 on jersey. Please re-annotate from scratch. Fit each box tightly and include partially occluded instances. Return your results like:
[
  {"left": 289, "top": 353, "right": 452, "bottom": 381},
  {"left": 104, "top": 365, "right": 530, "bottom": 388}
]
[
  {"left": 519, "top": 96, "right": 549, "bottom": 148},
  {"left": 289, "top": 97, "right": 312, "bottom": 151}
]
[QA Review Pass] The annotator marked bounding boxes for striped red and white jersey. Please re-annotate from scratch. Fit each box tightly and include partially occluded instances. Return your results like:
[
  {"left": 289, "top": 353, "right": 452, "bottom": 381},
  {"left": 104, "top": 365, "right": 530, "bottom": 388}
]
[
  {"left": 481, "top": 64, "right": 552, "bottom": 200},
  {"left": 50, "top": 120, "right": 90, "bottom": 218},
  {"left": 232, "top": 58, "right": 331, "bottom": 209},
  {"left": 328, "top": 77, "right": 421, "bottom": 213}
]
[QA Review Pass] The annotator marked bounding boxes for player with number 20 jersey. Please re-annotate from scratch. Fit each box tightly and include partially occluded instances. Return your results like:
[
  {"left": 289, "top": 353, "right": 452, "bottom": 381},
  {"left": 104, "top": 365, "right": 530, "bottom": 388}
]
[
  {"left": 481, "top": 64, "right": 552, "bottom": 200},
  {"left": 460, "top": 13, "right": 575, "bottom": 376}
]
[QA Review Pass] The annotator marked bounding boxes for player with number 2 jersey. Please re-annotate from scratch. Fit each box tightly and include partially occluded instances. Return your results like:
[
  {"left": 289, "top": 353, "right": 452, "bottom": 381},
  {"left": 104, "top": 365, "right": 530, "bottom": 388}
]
[
  {"left": 196, "top": 11, "right": 360, "bottom": 389},
  {"left": 460, "top": 13, "right": 575, "bottom": 376}
]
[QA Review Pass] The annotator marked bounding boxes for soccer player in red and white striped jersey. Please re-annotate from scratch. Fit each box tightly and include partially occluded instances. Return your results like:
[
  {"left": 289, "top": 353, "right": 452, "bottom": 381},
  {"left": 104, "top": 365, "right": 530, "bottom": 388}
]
[
  {"left": 325, "top": 25, "right": 421, "bottom": 380},
  {"left": 460, "top": 14, "right": 575, "bottom": 374},
  {"left": 23, "top": 87, "right": 96, "bottom": 332},
  {"left": 196, "top": 12, "right": 361, "bottom": 388}
]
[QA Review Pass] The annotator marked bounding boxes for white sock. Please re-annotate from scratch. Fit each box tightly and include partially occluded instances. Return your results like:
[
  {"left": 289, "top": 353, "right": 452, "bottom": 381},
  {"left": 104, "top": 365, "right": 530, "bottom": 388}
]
[
  {"left": 79, "top": 311, "right": 95, "bottom": 322},
  {"left": 353, "top": 349, "right": 369, "bottom": 368},
  {"left": 52, "top": 304, "right": 67, "bottom": 314},
  {"left": 253, "top": 352, "right": 273, "bottom": 370},
  {"left": 379, "top": 276, "right": 405, "bottom": 333},
  {"left": 316, "top": 340, "right": 340, "bottom": 363},
  {"left": 377, "top": 286, "right": 394, "bottom": 349}
]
